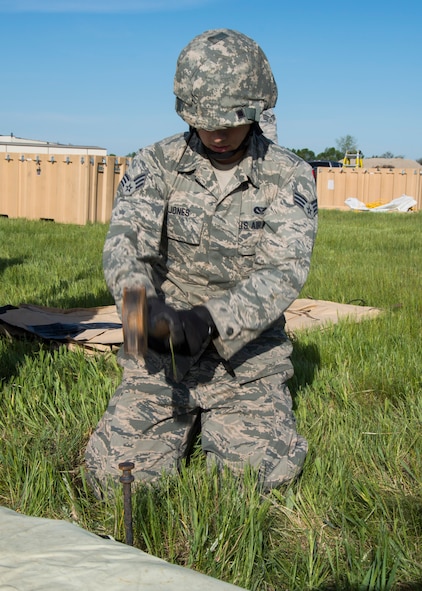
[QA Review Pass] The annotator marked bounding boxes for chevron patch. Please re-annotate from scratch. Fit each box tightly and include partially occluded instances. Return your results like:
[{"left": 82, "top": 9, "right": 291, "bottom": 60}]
[
  {"left": 120, "top": 172, "right": 147, "bottom": 196},
  {"left": 294, "top": 192, "right": 318, "bottom": 219}
]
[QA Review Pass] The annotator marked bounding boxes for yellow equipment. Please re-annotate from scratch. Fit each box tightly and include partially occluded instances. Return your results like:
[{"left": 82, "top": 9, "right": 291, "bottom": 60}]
[{"left": 343, "top": 150, "right": 363, "bottom": 168}]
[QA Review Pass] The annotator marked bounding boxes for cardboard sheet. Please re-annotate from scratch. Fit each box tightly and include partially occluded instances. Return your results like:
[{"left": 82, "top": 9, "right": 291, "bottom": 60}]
[{"left": 0, "top": 299, "right": 382, "bottom": 351}]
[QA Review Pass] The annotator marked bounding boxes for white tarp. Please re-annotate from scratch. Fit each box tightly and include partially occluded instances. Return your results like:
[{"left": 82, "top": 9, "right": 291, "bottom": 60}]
[
  {"left": 345, "top": 194, "right": 417, "bottom": 212},
  {"left": 0, "top": 507, "right": 247, "bottom": 591}
]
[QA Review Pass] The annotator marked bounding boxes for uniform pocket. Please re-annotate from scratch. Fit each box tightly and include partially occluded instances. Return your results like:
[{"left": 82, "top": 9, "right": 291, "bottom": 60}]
[
  {"left": 237, "top": 217, "right": 265, "bottom": 255},
  {"left": 167, "top": 201, "right": 205, "bottom": 245}
]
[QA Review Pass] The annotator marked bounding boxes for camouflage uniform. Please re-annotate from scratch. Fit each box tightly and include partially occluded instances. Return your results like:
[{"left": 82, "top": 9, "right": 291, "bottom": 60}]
[{"left": 85, "top": 29, "right": 317, "bottom": 493}]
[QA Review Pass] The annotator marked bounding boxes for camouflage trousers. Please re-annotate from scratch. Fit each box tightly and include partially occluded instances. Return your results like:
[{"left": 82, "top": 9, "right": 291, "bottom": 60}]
[{"left": 85, "top": 349, "right": 307, "bottom": 494}]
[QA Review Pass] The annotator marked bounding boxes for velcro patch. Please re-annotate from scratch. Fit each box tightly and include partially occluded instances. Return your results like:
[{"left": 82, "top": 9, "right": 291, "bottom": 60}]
[
  {"left": 294, "top": 192, "right": 318, "bottom": 219},
  {"left": 120, "top": 172, "right": 147, "bottom": 196}
]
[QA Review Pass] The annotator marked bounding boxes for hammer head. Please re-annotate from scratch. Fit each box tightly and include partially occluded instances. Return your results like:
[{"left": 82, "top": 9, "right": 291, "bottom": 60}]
[
  {"left": 122, "top": 286, "right": 172, "bottom": 357},
  {"left": 122, "top": 286, "right": 148, "bottom": 356}
]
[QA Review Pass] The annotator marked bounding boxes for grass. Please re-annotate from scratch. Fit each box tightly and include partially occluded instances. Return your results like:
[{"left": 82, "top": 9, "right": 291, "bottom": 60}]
[{"left": 0, "top": 211, "right": 421, "bottom": 590}]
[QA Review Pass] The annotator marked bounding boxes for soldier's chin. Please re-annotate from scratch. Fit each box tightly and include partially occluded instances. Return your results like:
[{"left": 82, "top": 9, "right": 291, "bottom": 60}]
[{"left": 205, "top": 147, "right": 240, "bottom": 160}]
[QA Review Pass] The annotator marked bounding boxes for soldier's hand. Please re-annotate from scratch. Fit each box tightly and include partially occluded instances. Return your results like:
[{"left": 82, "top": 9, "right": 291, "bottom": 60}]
[
  {"left": 178, "top": 306, "right": 217, "bottom": 356},
  {"left": 147, "top": 298, "right": 185, "bottom": 349}
]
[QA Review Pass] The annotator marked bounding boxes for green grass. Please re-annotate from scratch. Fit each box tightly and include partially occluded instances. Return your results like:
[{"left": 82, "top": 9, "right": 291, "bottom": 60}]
[
  {"left": 0, "top": 218, "right": 113, "bottom": 308},
  {"left": 0, "top": 211, "right": 421, "bottom": 590}
]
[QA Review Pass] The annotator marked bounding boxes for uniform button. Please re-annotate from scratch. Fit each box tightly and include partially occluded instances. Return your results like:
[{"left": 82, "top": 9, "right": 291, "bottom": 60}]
[{"left": 226, "top": 327, "right": 234, "bottom": 336}]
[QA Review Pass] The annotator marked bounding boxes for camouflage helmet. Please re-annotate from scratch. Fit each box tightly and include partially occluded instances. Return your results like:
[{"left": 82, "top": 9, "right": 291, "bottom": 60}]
[{"left": 174, "top": 29, "right": 278, "bottom": 130}]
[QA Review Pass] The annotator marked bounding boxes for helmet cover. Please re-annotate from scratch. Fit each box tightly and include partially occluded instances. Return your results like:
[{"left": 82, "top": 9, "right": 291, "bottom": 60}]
[{"left": 174, "top": 29, "right": 277, "bottom": 130}]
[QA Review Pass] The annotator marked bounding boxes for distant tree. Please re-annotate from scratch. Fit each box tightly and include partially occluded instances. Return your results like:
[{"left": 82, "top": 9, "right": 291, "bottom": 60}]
[
  {"left": 417, "top": 158, "right": 422, "bottom": 165},
  {"left": 336, "top": 134, "right": 358, "bottom": 154},
  {"left": 126, "top": 151, "right": 137, "bottom": 158},
  {"left": 290, "top": 148, "right": 315, "bottom": 161},
  {"left": 380, "top": 151, "right": 404, "bottom": 158},
  {"left": 370, "top": 152, "right": 405, "bottom": 158},
  {"left": 316, "top": 146, "right": 343, "bottom": 161}
]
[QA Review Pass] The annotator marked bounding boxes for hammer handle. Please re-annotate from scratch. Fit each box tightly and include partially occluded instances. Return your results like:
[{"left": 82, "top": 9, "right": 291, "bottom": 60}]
[{"left": 122, "top": 286, "right": 147, "bottom": 356}]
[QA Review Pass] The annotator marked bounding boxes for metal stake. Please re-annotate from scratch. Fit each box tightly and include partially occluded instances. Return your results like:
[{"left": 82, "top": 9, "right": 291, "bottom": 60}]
[{"left": 119, "top": 461, "right": 135, "bottom": 546}]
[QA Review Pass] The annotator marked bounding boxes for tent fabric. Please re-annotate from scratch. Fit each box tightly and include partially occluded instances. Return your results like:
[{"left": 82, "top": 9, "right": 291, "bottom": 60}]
[
  {"left": 0, "top": 299, "right": 382, "bottom": 353},
  {"left": 0, "top": 506, "right": 247, "bottom": 591},
  {"left": 345, "top": 194, "right": 417, "bottom": 212}
]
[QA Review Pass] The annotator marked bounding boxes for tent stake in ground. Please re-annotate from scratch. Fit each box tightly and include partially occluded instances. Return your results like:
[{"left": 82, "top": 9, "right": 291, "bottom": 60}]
[{"left": 119, "top": 461, "right": 135, "bottom": 546}]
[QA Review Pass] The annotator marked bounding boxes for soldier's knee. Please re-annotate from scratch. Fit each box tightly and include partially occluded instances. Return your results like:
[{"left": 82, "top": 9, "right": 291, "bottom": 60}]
[
  {"left": 85, "top": 435, "right": 183, "bottom": 495},
  {"left": 259, "top": 435, "right": 308, "bottom": 490},
  {"left": 204, "top": 433, "right": 308, "bottom": 491}
]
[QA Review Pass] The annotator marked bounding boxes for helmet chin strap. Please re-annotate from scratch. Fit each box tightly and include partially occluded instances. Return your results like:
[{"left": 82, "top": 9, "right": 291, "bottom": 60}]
[
  {"left": 204, "top": 145, "right": 244, "bottom": 160},
  {"left": 194, "top": 126, "right": 255, "bottom": 161}
]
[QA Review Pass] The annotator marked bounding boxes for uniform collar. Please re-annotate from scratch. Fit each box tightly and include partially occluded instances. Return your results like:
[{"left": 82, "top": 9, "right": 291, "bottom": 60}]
[{"left": 176, "top": 129, "right": 263, "bottom": 189}]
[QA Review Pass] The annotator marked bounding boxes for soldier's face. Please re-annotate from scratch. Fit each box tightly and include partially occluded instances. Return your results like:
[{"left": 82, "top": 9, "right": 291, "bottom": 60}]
[{"left": 197, "top": 124, "right": 252, "bottom": 164}]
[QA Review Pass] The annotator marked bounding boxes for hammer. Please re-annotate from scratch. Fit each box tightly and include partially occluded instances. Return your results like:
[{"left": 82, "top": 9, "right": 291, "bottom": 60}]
[{"left": 122, "top": 286, "right": 170, "bottom": 356}]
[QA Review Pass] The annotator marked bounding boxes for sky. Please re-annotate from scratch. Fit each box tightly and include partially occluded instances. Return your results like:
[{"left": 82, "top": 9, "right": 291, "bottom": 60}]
[{"left": 1, "top": 0, "right": 421, "bottom": 160}]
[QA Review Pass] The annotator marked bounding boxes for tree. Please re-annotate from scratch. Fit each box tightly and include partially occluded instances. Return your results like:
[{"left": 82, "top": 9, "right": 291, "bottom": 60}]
[
  {"left": 316, "top": 146, "right": 343, "bottom": 161},
  {"left": 290, "top": 148, "right": 315, "bottom": 161},
  {"left": 369, "top": 152, "right": 405, "bottom": 158},
  {"left": 336, "top": 135, "right": 358, "bottom": 155}
]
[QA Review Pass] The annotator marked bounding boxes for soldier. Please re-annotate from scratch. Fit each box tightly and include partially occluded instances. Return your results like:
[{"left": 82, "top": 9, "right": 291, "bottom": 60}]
[{"left": 85, "top": 29, "right": 317, "bottom": 494}]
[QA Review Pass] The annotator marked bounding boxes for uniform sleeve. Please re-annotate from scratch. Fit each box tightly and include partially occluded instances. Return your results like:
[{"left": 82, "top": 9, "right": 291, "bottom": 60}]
[
  {"left": 102, "top": 149, "right": 168, "bottom": 317},
  {"left": 206, "top": 158, "right": 317, "bottom": 360}
]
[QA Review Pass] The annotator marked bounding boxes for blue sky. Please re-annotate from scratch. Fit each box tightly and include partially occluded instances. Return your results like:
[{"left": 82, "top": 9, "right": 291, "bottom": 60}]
[{"left": 1, "top": 0, "right": 421, "bottom": 159}]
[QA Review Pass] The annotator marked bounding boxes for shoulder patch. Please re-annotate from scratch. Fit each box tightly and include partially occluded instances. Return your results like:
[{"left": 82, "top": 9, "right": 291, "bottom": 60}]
[
  {"left": 294, "top": 192, "right": 318, "bottom": 219},
  {"left": 120, "top": 172, "right": 147, "bottom": 196}
]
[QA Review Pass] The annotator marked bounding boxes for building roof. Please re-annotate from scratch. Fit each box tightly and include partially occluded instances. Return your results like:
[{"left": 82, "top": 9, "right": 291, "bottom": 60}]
[{"left": 0, "top": 134, "right": 107, "bottom": 156}]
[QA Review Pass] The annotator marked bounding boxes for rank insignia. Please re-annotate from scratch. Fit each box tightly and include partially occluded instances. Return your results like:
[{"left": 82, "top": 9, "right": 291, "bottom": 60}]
[
  {"left": 120, "top": 172, "right": 147, "bottom": 196},
  {"left": 294, "top": 192, "right": 318, "bottom": 219}
]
